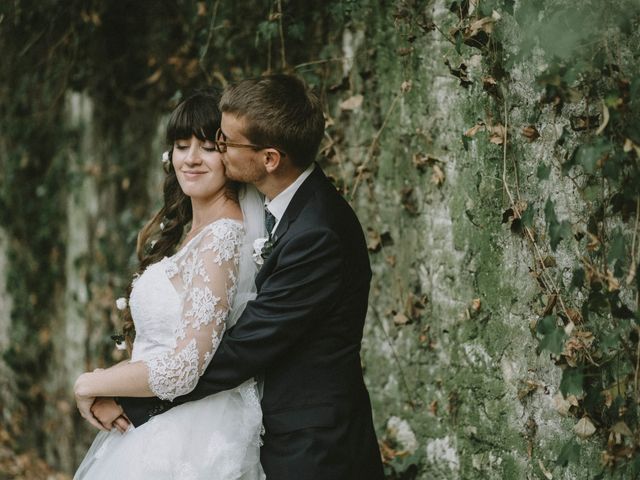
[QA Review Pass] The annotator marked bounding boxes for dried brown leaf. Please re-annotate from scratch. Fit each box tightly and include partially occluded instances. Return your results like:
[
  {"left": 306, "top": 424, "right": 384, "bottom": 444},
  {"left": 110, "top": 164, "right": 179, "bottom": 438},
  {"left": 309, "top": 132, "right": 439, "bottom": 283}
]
[
  {"left": 470, "top": 298, "right": 481, "bottom": 312},
  {"left": 468, "top": 17, "right": 495, "bottom": 36},
  {"left": 431, "top": 164, "right": 446, "bottom": 186},
  {"left": 574, "top": 417, "right": 596, "bottom": 439},
  {"left": 606, "top": 269, "right": 620, "bottom": 291},
  {"left": 144, "top": 69, "right": 162, "bottom": 85},
  {"left": 611, "top": 421, "right": 633, "bottom": 437},
  {"left": 412, "top": 153, "right": 440, "bottom": 171},
  {"left": 489, "top": 124, "right": 506, "bottom": 145},
  {"left": 623, "top": 138, "right": 640, "bottom": 157},
  {"left": 464, "top": 123, "right": 485, "bottom": 137},
  {"left": 570, "top": 115, "right": 600, "bottom": 131},
  {"left": 553, "top": 393, "right": 571, "bottom": 415},
  {"left": 339, "top": 94, "right": 363, "bottom": 111},
  {"left": 367, "top": 229, "right": 381, "bottom": 253},
  {"left": 393, "top": 312, "right": 410, "bottom": 326},
  {"left": 522, "top": 125, "right": 540, "bottom": 141},
  {"left": 586, "top": 232, "right": 601, "bottom": 252}
]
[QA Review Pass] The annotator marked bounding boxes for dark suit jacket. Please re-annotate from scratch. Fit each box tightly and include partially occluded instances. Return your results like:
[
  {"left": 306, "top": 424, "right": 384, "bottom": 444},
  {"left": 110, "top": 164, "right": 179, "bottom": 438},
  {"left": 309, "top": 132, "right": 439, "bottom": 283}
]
[{"left": 119, "top": 165, "right": 384, "bottom": 480}]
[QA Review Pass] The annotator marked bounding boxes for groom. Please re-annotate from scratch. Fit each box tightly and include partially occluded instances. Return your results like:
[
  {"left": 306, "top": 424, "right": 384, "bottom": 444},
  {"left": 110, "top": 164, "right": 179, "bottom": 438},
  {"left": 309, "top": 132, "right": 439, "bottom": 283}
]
[{"left": 102, "top": 74, "right": 384, "bottom": 479}]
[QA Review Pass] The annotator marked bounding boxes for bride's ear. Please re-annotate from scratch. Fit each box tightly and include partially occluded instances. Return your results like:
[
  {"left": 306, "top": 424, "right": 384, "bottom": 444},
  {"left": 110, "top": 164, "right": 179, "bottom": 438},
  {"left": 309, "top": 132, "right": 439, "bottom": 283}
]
[{"left": 263, "top": 148, "right": 283, "bottom": 173}]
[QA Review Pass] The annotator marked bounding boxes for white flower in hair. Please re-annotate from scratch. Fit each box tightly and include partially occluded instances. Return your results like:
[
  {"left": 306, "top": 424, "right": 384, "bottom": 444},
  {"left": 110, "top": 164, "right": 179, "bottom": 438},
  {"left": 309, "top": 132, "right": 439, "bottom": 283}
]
[
  {"left": 162, "top": 150, "right": 170, "bottom": 166},
  {"left": 115, "top": 297, "right": 128, "bottom": 310}
]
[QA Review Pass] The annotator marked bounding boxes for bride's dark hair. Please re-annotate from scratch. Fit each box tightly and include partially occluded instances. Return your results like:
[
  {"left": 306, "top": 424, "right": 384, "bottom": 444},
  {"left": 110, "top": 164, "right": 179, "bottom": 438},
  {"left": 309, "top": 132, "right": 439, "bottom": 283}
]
[{"left": 121, "top": 88, "right": 238, "bottom": 347}]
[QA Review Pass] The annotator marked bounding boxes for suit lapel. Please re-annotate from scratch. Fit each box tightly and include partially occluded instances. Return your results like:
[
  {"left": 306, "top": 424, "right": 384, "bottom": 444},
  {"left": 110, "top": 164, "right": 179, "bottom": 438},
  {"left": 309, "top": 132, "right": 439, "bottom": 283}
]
[{"left": 255, "top": 164, "right": 325, "bottom": 288}]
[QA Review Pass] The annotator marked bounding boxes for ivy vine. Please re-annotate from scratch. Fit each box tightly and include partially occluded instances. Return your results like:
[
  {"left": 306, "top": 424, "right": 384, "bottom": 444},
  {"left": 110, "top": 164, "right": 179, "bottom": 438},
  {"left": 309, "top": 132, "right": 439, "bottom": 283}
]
[{"left": 447, "top": 0, "right": 640, "bottom": 476}]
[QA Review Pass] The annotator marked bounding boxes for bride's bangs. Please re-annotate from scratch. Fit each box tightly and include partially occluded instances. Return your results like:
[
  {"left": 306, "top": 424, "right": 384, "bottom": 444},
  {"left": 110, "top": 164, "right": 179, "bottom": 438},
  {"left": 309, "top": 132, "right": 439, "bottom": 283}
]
[{"left": 166, "top": 93, "right": 221, "bottom": 144}]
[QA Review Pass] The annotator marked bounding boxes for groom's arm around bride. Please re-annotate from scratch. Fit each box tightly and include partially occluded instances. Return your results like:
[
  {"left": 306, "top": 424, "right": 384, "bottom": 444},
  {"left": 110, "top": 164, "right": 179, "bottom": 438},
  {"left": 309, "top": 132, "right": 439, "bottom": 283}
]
[{"left": 117, "top": 74, "right": 385, "bottom": 480}]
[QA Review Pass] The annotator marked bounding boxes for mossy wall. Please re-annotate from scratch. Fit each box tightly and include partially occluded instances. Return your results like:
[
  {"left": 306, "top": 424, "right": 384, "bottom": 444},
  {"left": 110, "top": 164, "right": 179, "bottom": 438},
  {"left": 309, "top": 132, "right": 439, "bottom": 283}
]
[{"left": 1, "top": 1, "right": 639, "bottom": 478}]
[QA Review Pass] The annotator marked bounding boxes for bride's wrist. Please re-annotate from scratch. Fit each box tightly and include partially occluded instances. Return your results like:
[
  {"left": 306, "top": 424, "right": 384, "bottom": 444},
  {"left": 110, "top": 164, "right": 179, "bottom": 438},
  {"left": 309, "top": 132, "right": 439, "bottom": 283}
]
[{"left": 74, "top": 372, "right": 95, "bottom": 397}]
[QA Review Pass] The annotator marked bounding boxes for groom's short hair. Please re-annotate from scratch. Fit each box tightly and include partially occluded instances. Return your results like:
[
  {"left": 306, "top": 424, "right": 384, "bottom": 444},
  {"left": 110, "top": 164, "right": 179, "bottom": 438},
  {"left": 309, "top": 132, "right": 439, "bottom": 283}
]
[{"left": 220, "top": 74, "right": 324, "bottom": 169}]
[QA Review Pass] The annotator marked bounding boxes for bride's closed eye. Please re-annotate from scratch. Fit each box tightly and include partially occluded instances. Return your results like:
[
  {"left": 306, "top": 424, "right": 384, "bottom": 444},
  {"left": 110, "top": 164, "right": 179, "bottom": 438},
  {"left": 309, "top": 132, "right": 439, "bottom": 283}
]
[
  {"left": 174, "top": 142, "right": 217, "bottom": 152},
  {"left": 201, "top": 140, "right": 217, "bottom": 152}
]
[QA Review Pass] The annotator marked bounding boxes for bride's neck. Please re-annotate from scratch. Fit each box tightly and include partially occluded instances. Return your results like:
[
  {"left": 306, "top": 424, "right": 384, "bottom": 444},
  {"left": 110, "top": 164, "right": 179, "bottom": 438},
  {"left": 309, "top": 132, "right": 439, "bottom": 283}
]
[{"left": 189, "top": 192, "right": 232, "bottom": 231}]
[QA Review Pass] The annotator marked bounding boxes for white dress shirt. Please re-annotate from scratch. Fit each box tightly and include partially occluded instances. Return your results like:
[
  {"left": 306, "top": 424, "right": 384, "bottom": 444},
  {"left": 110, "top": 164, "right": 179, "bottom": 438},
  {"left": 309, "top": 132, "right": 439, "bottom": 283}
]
[{"left": 265, "top": 163, "right": 315, "bottom": 235}]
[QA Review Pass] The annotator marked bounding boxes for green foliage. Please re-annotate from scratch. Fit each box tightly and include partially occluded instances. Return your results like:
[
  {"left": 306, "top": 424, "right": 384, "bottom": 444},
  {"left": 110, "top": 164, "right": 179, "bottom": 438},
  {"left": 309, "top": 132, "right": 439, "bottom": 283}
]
[
  {"left": 536, "top": 315, "right": 567, "bottom": 355},
  {"left": 555, "top": 438, "right": 581, "bottom": 467},
  {"left": 559, "top": 368, "right": 584, "bottom": 397}
]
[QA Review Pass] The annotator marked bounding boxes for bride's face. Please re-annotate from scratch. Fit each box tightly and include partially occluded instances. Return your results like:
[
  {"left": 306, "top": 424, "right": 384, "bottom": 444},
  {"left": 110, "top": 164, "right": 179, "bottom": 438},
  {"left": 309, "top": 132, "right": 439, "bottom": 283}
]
[{"left": 172, "top": 135, "right": 227, "bottom": 201}]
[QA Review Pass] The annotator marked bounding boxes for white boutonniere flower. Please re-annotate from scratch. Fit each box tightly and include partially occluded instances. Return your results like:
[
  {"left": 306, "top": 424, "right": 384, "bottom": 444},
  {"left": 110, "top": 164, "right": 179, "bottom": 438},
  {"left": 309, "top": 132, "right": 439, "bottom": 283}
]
[{"left": 253, "top": 237, "right": 274, "bottom": 265}]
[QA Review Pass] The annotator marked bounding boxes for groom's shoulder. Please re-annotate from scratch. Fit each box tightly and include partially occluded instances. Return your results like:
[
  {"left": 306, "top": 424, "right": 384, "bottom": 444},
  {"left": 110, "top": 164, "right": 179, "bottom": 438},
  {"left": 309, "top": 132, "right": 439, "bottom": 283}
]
[
  {"left": 302, "top": 170, "right": 356, "bottom": 214},
  {"left": 294, "top": 176, "right": 365, "bottom": 245}
]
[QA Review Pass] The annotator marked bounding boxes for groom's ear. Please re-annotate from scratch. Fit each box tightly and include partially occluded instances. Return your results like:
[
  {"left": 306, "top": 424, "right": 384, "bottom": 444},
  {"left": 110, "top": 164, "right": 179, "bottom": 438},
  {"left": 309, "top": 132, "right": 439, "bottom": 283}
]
[{"left": 263, "top": 148, "right": 283, "bottom": 173}]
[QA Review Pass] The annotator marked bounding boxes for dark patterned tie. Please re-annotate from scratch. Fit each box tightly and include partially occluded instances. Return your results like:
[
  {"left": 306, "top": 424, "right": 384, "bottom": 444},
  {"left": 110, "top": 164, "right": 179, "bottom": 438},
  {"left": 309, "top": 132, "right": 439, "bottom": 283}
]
[{"left": 264, "top": 207, "right": 276, "bottom": 238}]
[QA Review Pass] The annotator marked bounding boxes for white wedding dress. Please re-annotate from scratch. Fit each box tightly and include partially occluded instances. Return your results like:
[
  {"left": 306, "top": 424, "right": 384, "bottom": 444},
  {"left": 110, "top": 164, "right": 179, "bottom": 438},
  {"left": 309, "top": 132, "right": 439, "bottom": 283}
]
[{"left": 74, "top": 218, "right": 265, "bottom": 480}]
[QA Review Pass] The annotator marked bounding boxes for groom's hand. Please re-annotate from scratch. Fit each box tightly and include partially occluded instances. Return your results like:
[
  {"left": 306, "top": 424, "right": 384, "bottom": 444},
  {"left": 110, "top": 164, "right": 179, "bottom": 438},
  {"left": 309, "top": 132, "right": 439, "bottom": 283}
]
[{"left": 91, "top": 398, "right": 131, "bottom": 433}]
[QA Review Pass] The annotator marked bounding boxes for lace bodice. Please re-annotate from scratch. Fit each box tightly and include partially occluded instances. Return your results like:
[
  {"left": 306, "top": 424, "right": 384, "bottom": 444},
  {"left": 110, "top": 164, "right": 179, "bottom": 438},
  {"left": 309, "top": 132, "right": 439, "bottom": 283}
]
[{"left": 129, "top": 219, "right": 243, "bottom": 401}]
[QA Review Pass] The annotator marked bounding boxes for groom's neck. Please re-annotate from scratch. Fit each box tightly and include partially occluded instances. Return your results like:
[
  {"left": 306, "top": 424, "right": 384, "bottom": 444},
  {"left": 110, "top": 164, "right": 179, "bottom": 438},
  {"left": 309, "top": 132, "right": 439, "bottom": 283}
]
[{"left": 260, "top": 165, "right": 304, "bottom": 201}]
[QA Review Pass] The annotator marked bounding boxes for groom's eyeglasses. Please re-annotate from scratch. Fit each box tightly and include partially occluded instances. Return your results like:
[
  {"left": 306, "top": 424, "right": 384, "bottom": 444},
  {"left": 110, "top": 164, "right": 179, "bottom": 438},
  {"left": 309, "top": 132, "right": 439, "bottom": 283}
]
[
  {"left": 215, "top": 128, "right": 286, "bottom": 156},
  {"left": 215, "top": 128, "right": 265, "bottom": 153}
]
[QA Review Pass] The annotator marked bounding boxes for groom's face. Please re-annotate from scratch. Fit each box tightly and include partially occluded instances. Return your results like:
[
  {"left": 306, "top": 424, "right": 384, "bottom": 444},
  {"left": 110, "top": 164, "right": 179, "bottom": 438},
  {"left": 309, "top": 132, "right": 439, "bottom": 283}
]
[{"left": 218, "top": 113, "right": 266, "bottom": 184}]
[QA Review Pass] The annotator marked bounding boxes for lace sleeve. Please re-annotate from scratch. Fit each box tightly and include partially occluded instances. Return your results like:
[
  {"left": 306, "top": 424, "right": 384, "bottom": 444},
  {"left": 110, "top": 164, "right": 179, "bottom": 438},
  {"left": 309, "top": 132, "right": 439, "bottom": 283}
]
[{"left": 145, "top": 221, "right": 242, "bottom": 401}]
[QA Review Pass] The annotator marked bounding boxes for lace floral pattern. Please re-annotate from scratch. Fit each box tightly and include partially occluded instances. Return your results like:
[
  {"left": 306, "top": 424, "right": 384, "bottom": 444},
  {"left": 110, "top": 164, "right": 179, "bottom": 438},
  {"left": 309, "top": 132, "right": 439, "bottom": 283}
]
[{"left": 145, "top": 219, "right": 243, "bottom": 401}]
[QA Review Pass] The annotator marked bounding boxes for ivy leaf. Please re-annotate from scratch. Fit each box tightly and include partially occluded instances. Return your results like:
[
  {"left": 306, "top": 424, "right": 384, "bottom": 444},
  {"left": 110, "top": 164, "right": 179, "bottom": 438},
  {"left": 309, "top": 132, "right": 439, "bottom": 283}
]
[
  {"left": 537, "top": 163, "right": 550, "bottom": 180},
  {"left": 556, "top": 438, "right": 581, "bottom": 467},
  {"left": 602, "top": 152, "right": 620, "bottom": 181},
  {"left": 545, "top": 199, "right": 571, "bottom": 250},
  {"left": 560, "top": 367, "right": 584, "bottom": 397},
  {"left": 607, "top": 291, "right": 634, "bottom": 319},
  {"left": 549, "top": 220, "right": 572, "bottom": 251},
  {"left": 570, "top": 267, "right": 585, "bottom": 290},
  {"left": 454, "top": 29, "right": 464, "bottom": 55},
  {"left": 544, "top": 198, "right": 558, "bottom": 225},
  {"left": 607, "top": 228, "right": 625, "bottom": 264},
  {"left": 536, "top": 315, "right": 566, "bottom": 354},
  {"left": 600, "top": 329, "right": 622, "bottom": 351},
  {"left": 575, "top": 140, "right": 610, "bottom": 174},
  {"left": 521, "top": 205, "right": 534, "bottom": 228}
]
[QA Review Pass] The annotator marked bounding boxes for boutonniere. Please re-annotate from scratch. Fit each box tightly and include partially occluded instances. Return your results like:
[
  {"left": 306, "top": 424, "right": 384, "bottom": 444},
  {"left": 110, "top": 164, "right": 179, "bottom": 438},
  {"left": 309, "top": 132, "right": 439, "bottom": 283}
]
[{"left": 253, "top": 237, "right": 274, "bottom": 265}]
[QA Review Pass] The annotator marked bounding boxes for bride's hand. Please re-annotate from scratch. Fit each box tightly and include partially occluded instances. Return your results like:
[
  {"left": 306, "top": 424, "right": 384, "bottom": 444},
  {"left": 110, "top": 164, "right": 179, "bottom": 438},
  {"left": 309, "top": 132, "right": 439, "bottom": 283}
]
[{"left": 74, "top": 373, "right": 109, "bottom": 431}]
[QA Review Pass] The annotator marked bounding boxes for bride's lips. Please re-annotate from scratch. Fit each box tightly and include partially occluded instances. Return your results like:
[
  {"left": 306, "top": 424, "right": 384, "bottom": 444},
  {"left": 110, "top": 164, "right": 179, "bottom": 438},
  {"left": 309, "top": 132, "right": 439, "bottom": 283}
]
[{"left": 181, "top": 170, "right": 207, "bottom": 179}]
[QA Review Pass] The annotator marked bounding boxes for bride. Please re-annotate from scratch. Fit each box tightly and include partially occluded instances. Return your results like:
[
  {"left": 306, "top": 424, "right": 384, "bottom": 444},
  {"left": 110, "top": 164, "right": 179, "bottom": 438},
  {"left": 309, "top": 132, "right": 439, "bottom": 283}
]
[{"left": 72, "top": 89, "right": 265, "bottom": 479}]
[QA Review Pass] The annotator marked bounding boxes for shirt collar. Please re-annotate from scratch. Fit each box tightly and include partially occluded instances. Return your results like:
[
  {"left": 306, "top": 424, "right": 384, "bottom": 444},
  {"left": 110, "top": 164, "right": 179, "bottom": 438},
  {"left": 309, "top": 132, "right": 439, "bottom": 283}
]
[{"left": 265, "top": 163, "right": 315, "bottom": 227}]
